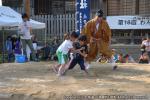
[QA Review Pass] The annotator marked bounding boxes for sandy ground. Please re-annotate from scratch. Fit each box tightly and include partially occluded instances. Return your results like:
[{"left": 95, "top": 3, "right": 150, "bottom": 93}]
[{"left": 0, "top": 62, "right": 150, "bottom": 100}]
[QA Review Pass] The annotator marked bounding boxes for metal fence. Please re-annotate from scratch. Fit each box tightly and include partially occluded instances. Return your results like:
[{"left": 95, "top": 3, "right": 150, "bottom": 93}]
[
  {"left": 32, "top": 14, "right": 75, "bottom": 43},
  {"left": 33, "top": 14, "right": 75, "bottom": 38}
]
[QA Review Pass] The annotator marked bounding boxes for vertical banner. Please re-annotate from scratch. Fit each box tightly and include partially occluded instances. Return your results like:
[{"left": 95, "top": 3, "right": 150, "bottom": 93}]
[{"left": 76, "top": 0, "right": 90, "bottom": 34}]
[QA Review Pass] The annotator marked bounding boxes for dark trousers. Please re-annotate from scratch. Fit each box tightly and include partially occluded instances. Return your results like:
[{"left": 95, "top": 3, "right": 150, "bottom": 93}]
[
  {"left": 68, "top": 58, "right": 85, "bottom": 70},
  {"left": 147, "top": 51, "right": 150, "bottom": 58},
  {"left": 21, "top": 39, "right": 36, "bottom": 60},
  {"left": 8, "top": 53, "right": 14, "bottom": 62}
]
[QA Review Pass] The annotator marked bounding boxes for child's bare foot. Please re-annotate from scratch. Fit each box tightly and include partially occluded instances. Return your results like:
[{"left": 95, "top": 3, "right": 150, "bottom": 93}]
[
  {"left": 52, "top": 66, "right": 58, "bottom": 73},
  {"left": 85, "top": 63, "right": 91, "bottom": 70},
  {"left": 113, "top": 65, "right": 118, "bottom": 70},
  {"left": 56, "top": 73, "right": 62, "bottom": 77},
  {"left": 61, "top": 70, "right": 67, "bottom": 76},
  {"left": 83, "top": 70, "right": 89, "bottom": 76}
]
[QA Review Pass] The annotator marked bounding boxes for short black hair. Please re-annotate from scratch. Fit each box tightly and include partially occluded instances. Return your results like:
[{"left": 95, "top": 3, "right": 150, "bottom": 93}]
[
  {"left": 73, "top": 42, "right": 80, "bottom": 49},
  {"left": 96, "top": 9, "right": 103, "bottom": 17},
  {"left": 70, "top": 31, "right": 79, "bottom": 38},
  {"left": 7, "top": 36, "right": 11, "bottom": 40},
  {"left": 22, "top": 13, "right": 29, "bottom": 19},
  {"left": 78, "top": 35, "right": 87, "bottom": 41}
]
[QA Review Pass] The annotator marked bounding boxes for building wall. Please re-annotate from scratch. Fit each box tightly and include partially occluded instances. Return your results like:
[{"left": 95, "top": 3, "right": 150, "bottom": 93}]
[
  {"left": 107, "top": 0, "right": 136, "bottom": 16},
  {"left": 90, "top": 0, "right": 103, "bottom": 17},
  {"left": 34, "top": 0, "right": 75, "bottom": 15},
  {"left": 102, "top": 0, "right": 150, "bottom": 44},
  {"left": 105, "top": 0, "right": 150, "bottom": 16},
  {"left": 3, "top": 0, "right": 150, "bottom": 17},
  {"left": 139, "top": 0, "right": 150, "bottom": 16}
]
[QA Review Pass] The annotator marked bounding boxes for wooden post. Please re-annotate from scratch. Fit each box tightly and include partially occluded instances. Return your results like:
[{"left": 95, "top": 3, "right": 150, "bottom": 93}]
[
  {"left": 135, "top": 0, "right": 139, "bottom": 15},
  {"left": 25, "top": 0, "right": 30, "bottom": 17},
  {"left": 2, "top": 28, "right": 5, "bottom": 63},
  {"left": 102, "top": 0, "right": 107, "bottom": 17}
]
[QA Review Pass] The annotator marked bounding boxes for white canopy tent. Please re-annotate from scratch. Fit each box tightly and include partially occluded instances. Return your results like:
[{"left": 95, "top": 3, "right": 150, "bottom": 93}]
[{"left": 0, "top": 6, "right": 45, "bottom": 29}]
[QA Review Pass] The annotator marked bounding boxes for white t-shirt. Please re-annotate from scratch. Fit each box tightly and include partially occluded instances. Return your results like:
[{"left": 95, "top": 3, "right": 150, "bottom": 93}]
[
  {"left": 57, "top": 40, "right": 73, "bottom": 54},
  {"left": 20, "top": 21, "right": 32, "bottom": 39},
  {"left": 142, "top": 40, "right": 150, "bottom": 52},
  {"left": 96, "top": 23, "right": 99, "bottom": 30}
]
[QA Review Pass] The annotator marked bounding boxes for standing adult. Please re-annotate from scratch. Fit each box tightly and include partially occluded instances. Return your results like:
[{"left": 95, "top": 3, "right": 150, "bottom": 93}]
[
  {"left": 19, "top": 13, "right": 37, "bottom": 61},
  {"left": 32, "top": 35, "right": 39, "bottom": 60},
  {"left": 140, "top": 37, "right": 147, "bottom": 55},
  {"left": 5, "top": 36, "right": 13, "bottom": 62},
  {"left": 81, "top": 9, "right": 117, "bottom": 70},
  {"left": 141, "top": 36, "right": 150, "bottom": 59}
]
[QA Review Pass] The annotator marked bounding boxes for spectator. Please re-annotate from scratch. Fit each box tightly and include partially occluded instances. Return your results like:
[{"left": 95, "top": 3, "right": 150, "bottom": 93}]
[
  {"left": 123, "top": 54, "right": 135, "bottom": 63},
  {"left": 140, "top": 45, "right": 146, "bottom": 55},
  {"left": 139, "top": 52, "right": 149, "bottom": 64},
  {"left": 111, "top": 49, "right": 119, "bottom": 63},
  {"left": 11, "top": 35, "right": 17, "bottom": 51},
  {"left": 32, "top": 35, "right": 39, "bottom": 60},
  {"left": 50, "top": 42, "right": 59, "bottom": 61},
  {"left": 117, "top": 53, "right": 124, "bottom": 63},
  {"left": 5, "top": 36, "right": 13, "bottom": 62},
  {"left": 19, "top": 13, "right": 37, "bottom": 62},
  {"left": 41, "top": 42, "right": 51, "bottom": 60},
  {"left": 141, "top": 36, "right": 150, "bottom": 59},
  {"left": 14, "top": 37, "right": 22, "bottom": 62},
  {"left": 141, "top": 37, "right": 147, "bottom": 55}
]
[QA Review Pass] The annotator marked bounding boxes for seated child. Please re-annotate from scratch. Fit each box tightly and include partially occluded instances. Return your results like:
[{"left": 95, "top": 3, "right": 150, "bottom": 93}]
[
  {"left": 139, "top": 52, "right": 149, "bottom": 64},
  {"left": 123, "top": 54, "right": 135, "bottom": 63},
  {"left": 117, "top": 53, "right": 124, "bottom": 63},
  {"left": 14, "top": 37, "right": 22, "bottom": 62},
  {"left": 140, "top": 45, "right": 146, "bottom": 55},
  {"left": 41, "top": 42, "right": 51, "bottom": 60},
  {"left": 111, "top": 49, "right": 119, "bottom": 63}
]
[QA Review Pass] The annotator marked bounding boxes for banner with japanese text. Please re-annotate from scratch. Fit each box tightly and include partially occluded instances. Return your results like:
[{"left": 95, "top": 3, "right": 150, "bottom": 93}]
[
  {"left": 107, "top": 16, "right": 150, "bottom": 29},
  {"left": 76, "top": 0, "right": 90, "bottom": 34}
]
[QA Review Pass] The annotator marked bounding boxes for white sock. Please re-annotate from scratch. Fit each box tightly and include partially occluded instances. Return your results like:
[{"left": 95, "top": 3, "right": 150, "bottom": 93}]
[
  {"left": 58, "top": 65, "right": 62, "bottom": 75},
  {"left": 85, "top": 62, "right": 90, "bottom": 70},
  {"left": 109, "top": 57, "right": 116, "bottom": 66}
]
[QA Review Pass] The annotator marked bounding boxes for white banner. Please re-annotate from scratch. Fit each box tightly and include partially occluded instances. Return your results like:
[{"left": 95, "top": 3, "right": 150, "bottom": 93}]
[
  {"left": 0, "top": 0, "right": 2, "bottom": 6},
  {"left": 106, "top": 16, "right": 150, "bottom": 29}
]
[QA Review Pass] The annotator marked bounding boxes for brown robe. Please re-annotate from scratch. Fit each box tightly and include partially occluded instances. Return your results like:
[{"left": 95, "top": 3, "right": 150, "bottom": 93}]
[{"left": 81, "top": 17, "right": 112, "bottom": 61}]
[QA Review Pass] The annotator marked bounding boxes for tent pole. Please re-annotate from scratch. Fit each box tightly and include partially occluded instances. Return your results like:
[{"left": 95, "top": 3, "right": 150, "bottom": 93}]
[
  {"left": 44, "top": 28, "right": 47, "bottom": 45},
  {"left": 2, "top": 27, "right": 5, "bottom": 63},
  {"left": 130, "top": 30, "right": 134, "bottom": 45},
  {"left": 23, "top": 0, "right": 30, "bottom": 17}
]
